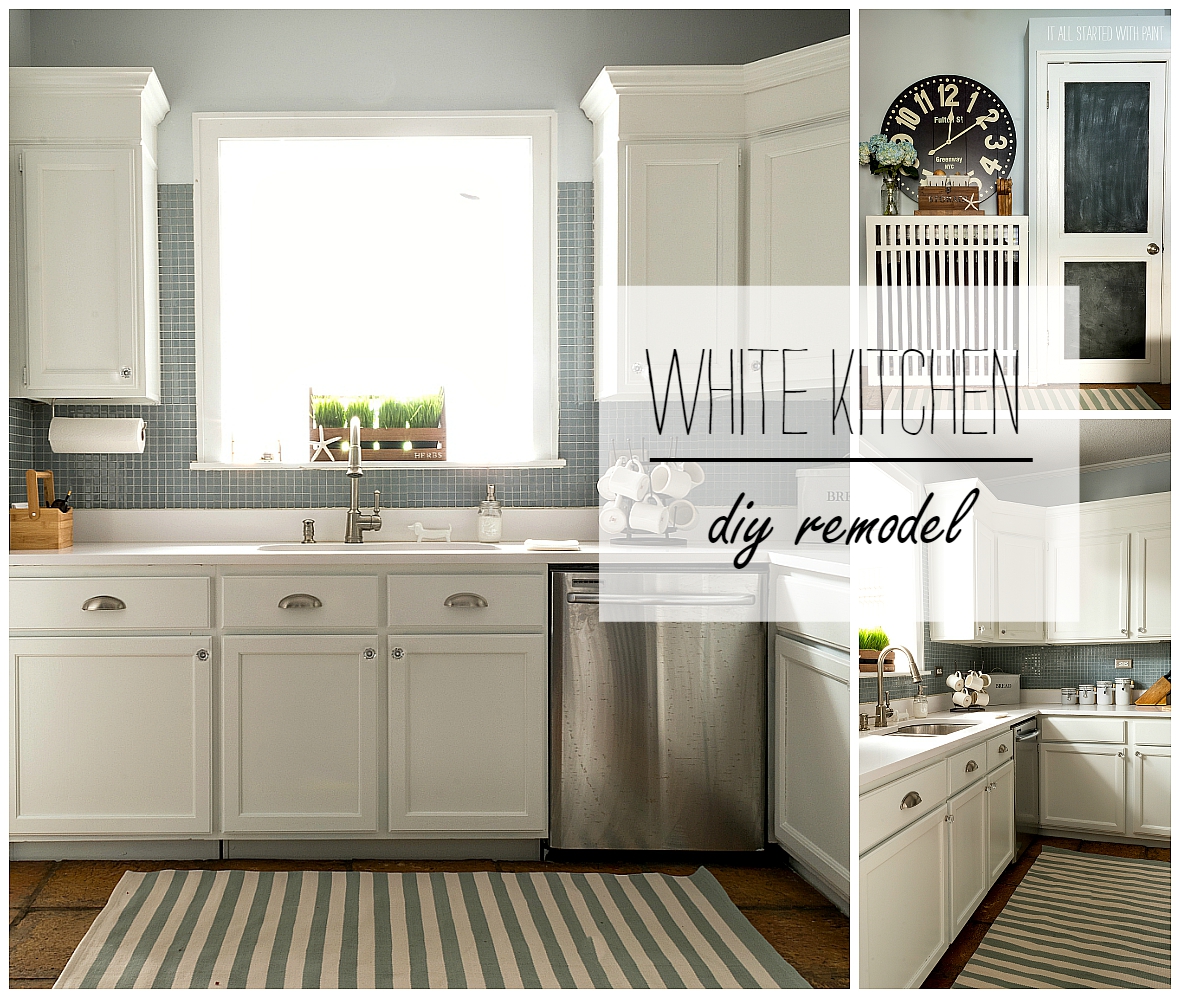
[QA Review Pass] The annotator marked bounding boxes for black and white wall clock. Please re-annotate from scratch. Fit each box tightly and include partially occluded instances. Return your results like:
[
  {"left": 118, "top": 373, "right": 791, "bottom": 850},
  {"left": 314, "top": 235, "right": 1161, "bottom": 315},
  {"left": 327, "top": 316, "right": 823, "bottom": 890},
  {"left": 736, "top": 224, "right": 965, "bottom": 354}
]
[{"left": 881, "top": 75, "right": 1017, "bottom": 202}]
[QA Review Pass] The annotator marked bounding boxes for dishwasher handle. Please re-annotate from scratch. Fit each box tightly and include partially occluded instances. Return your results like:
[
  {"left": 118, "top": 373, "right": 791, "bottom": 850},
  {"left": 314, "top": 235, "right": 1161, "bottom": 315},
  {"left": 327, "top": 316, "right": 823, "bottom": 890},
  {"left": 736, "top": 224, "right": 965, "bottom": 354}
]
[
  {"left": 1014, "top": 729, "right": 1040, "bottom": 742},
  {"left": 567, "top": 592, "right": 757, "bottom": 606}
]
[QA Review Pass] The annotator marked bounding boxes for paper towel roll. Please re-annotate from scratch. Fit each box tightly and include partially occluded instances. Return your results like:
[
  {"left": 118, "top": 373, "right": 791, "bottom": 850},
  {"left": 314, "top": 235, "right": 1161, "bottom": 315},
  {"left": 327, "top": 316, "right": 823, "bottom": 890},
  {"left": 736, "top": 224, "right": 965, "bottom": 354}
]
[{"left": 49, "top": 417, "right": 146, "bottom": 454}]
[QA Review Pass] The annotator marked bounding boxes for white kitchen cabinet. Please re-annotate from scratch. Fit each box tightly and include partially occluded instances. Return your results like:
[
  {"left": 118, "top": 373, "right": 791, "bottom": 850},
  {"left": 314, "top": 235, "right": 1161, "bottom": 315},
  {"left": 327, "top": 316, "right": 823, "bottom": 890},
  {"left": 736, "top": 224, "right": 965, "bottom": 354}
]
[
  {"left": 1130, "top": 747, "right": 1171, "bottom": 839},
  {"left": 10, "top": 68, "right": 168, "bottom": 402},
  {"left": 986, "top": 760, "right": 1015, "bottom": 884},
  {"left": 221, "top": 635, "right": 379, "bottom": 834},
  {"left": 388, "top": 634, "right": 547, "bottom": 835},
  {"left": 860, "top": 806, "right": 950, "bottom": 989},
  {"left": 1040, "top": 742, "right": 1127, "bottom": 835},
  {"left": 10, "top": 636, "right": 212, "bottom": 836},
  {"left": 1133, "top": 527, "right": 1170, "bottom": 640},
  {"left": 1047, "top": 532, "right": 1132, "bottom": 642},
  {"left": 995, "top": 531, "right": 1044, "bottom": 642},
  {"left": 930, "top": 514, "right": 998, "bottom": 642},
  {"left": 947, "top": 779, "right": 988, "bottom": 937},
  {"left": 774, "top": 635, "right": 849, "bottom": 903}
]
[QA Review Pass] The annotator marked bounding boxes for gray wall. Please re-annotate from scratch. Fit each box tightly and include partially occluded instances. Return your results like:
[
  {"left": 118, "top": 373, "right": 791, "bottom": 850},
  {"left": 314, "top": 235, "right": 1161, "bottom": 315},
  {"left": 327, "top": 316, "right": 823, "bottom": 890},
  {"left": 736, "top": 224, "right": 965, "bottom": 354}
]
[
  {"left": 10, "top": 10, "right": 31, "bottom": 66},
  {"left": 29, "top": 9, "right": 848, "bottom": 184}
]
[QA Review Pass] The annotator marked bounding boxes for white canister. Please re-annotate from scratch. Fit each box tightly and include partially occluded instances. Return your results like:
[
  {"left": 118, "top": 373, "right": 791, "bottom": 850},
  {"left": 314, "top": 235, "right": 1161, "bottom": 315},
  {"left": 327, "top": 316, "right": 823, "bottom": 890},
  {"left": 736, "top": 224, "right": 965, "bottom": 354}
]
[
  {"left": 1096, "top": 681, "right": 1115, "bottom": 706},
  {"left": 1061, "top": 687, "right": 1078, "bottom": 705},
  {"left": 1114, "top": 679, "right": 1134, "bottom": 706},
  {"left": 1078, "top": 684, "right": 1097, "bottom": 706}
]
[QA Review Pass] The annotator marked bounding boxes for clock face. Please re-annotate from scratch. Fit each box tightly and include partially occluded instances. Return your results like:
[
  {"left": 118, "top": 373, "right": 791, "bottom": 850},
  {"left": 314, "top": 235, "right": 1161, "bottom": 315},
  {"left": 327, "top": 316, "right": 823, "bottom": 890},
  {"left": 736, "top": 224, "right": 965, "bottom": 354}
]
[{"left": 881, "top": 75, "right": 1017, "bottom": 203}]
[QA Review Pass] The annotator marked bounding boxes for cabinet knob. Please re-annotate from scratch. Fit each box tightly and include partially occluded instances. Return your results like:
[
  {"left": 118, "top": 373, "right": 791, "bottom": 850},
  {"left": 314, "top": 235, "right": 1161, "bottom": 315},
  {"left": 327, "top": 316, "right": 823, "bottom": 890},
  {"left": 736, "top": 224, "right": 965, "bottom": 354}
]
[
  {"left": 195, "top": 649, "right": 210, "bottom": 662},
  {"left": 900, "top": 791, "right": 922, "bottom": 810},
  {"left": 1118, "top": 750, "right": 1125, "bottom": 759},
  {"left": 120, "top": 367, "right": 132, "bottom": 379},
  {"left": 631, "top": 363, "right": 643, "bottom": 374},
  {"left": 82, "top": 595, "right": 126, "bottom": 611},
  {"left": 751, "top": 360, "right": 762, "bottom": 372},
  {"left": 1122, "top": 629, "right": 1130, "bottom": 635},
  {"left": 998, "top": 744, "right": 1009, "bottom": 754},
  {"left": 363, "top": 647, "right": 376, "bottom": 660},
  {"left": 1135, "top": 750, "right": 1143, "bottom": 758},
  {"left": 1138, "top": 627, "right": 1147, "bottom": 633},
  {"left": 945, "top": 813, "right": 955, "bottom": 823},
  {"left": 1147, "top": 242, "right": 1160, "bottom": 255},
  {"left": 392, "top": 647, "right": 405, "bottom": 660}
]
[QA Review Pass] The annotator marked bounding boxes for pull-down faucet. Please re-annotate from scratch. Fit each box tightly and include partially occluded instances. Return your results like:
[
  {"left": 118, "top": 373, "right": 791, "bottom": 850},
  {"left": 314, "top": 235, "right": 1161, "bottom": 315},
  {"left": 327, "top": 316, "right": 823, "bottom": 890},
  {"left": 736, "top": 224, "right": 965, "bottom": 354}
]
[
  {"left": 344, "top": 417, "right": 383, "bottom": 543},
  {"left": 875, "top": 644, "right": 921, "bottom": 728}
]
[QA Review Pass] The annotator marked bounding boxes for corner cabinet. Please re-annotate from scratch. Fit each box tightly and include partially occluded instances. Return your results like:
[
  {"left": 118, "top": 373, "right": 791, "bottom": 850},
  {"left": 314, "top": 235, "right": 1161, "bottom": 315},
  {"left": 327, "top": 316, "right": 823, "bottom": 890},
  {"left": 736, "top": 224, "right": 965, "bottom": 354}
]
[{"left": 10, "top": 68, "right": 168, "bottom": 402}]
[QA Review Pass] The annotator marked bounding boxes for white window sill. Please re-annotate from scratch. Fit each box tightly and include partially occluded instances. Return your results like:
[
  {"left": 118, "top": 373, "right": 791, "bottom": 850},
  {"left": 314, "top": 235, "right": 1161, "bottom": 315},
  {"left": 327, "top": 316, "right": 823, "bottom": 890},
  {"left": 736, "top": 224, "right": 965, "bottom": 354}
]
[{"left": 189, "top": 460, "right": 567, "bottom": 472}]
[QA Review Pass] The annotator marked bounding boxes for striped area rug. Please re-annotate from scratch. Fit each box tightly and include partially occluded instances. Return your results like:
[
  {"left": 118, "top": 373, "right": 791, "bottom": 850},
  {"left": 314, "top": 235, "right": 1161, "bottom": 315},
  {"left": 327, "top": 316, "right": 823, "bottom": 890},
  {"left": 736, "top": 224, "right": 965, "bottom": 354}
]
[
  {"left": 885, "top": 385, "right": 1161, "bottom": 411},
  {"left": 954, "top": 847, "right": 1170, "bottom": 989},
  {"left": 55, "top": 867, "right": 809, "bottom": 989}
]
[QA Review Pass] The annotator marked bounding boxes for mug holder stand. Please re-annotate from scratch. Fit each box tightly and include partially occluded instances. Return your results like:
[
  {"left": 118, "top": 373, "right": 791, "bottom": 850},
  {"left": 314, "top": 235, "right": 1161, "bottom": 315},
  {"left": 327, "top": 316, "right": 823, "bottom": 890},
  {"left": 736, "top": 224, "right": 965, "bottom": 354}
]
[{"left": 949, "top": 705, "right": 985, "bottom": 712}]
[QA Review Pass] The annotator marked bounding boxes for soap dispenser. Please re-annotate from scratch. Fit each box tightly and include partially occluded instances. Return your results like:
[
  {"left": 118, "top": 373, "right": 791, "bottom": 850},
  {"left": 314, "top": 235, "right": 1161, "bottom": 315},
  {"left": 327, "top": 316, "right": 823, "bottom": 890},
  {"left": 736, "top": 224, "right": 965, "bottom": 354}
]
[{"left": 477, "top": 484, "right": 503, "bottom": 542}]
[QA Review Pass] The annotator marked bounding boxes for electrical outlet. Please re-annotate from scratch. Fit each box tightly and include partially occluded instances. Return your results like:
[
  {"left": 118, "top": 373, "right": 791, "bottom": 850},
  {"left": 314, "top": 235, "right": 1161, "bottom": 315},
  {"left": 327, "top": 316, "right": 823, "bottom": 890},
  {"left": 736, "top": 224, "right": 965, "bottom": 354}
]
[
  {"left": 1115, "top": 658, "right": 1133, "bottom": 670},
  {"left": 934, "top": 666, "right": 944, "bottom": 676}
]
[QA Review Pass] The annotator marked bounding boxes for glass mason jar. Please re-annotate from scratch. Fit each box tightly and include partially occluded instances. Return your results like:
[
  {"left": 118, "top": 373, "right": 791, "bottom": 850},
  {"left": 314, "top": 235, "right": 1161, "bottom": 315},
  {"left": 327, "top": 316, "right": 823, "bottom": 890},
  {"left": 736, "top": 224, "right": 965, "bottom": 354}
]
[
  {"left": 881, "top": 175, "right": 901, "bottom": 216},
  {"left": 477, "top": 484, "right": 503, "bottom": 543}
]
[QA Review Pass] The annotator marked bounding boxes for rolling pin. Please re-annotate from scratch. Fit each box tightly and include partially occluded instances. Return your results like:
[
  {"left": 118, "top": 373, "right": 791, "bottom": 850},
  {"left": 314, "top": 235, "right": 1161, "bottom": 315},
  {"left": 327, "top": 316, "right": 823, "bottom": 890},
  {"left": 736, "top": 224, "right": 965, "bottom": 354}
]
[{"left": 1135, "top": 671, "right": 1171, "bottom": 706}]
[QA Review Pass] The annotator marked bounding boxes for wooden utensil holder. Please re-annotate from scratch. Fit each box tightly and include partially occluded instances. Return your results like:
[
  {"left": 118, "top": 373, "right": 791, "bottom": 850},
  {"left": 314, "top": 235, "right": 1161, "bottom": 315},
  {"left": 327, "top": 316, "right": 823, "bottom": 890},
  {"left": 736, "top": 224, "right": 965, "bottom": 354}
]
[{"left": 10, "top": 470, "right": 73, "bottom": 550}]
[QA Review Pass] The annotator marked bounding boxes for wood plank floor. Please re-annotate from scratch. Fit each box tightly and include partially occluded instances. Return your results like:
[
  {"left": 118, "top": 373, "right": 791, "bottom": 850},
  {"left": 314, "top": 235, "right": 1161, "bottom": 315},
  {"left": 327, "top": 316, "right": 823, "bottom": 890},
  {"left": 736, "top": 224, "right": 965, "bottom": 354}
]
[
  {"left": 9, "top": 848, "right": 849, "bottom": 989},
  {"left": 921, "top": 836, "right": 1171, "bottom": 988}
]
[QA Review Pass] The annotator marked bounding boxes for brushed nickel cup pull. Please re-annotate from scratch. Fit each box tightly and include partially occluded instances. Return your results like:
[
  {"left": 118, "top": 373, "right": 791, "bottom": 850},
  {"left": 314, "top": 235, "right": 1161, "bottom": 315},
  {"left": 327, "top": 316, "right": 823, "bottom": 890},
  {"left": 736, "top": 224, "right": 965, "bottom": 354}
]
[
  {"left": 82, "top": 596, "right": 126, "bottom": 611},
  {"left": 278, "top": 594, "right": 323, "bottom": 609},
  {"left": 998, "top": 744, "right": 1009, "bottom": 754},
  {"left": 444, "top": 592, "right": 488, "bottom": 608},
  {"left": 1147, "top": 242, "right": 1160, "bottom": 255},
  {"left": 965, "top": 760, "right": 978, "bottom": 773},
  {"left": 900, "top": 791, "right": 922, "bottom": 810}
]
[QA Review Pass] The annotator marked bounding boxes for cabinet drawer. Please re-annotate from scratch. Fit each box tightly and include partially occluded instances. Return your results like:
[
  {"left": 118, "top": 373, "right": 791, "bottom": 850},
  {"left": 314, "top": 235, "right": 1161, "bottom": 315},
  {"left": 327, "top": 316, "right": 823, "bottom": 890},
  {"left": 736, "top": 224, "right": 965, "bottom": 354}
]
[
  {"left": 987, "top": 731, "right": 1013, "bottom": 771},
  {"left": 11, "top": 576, "right": 210, "bottom": 631},
  {"left": 1133, "top": 719, "right": 1171, "bottom": 747},
  {"left": 1040, "top": 716, "right": 1125, "bottom": 744},
  {"left": 860, "top": 760, "right": 948, "bottom": 854},
  {"left": 388, "top": 574, "right": 545, "bottom": 631},
  {"left": 221, "top": 576, "right": 378, "bottom": 630},
  {"left": 948, "top": 743, "right": 987, "bottom": 796},
  {"left": 775, "top": 572, "right": 849, "bottom": 650}
]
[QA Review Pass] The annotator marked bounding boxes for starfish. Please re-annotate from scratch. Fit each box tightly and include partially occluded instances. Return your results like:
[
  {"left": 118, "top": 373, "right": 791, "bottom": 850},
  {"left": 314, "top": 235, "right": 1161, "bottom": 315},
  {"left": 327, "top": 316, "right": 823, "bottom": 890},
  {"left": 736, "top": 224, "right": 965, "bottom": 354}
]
[{"left": 310, "top": 425, "right": 342, "bottom": 462}]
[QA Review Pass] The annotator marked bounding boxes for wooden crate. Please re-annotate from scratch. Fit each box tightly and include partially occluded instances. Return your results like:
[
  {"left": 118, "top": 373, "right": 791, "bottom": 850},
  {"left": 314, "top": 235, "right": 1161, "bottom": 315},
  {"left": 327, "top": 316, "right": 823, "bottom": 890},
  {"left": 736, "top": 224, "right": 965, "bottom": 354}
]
[
  {"left": 10, "top": 470, "right": 73, "bottom": 550},
  {"left": 310, "top": 423, "right": 447, "bottom": 462},
  {"left": 915, "top": 185, "right": 984, "bottom": 215}
]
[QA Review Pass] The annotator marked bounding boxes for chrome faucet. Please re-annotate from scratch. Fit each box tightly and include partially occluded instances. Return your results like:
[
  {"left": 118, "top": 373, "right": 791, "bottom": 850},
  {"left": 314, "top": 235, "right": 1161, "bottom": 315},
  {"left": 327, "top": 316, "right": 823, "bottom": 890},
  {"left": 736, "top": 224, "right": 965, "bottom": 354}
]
[
  {"left": 344, "top": 417, "right": 383, "bottom": 543},
  {"left": 875, "top": 644, "right": 921, "bottom": 729}
]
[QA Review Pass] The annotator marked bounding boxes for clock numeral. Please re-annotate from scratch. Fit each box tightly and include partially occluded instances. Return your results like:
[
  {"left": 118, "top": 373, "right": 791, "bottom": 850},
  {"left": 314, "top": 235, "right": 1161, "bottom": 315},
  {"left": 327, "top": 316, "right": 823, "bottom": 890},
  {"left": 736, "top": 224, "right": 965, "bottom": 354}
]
[
  {"left": 938, "top": 83, "right": 959, "bottom": 107},
  {"left": 915, "top": 89, "right": 934, "bottom": 114},
  {"left": 984, "top": 134, "right": 1008, "bottom": 150},
  {"left": 967, "top": 90, "right": 980, "bottom": 112},
  {"left": 890, "top": 133, "right": 915, "bottom": 147},
  {"left": 975, "top": 108, "right": 1001, "bottom": 131},
  {"left": 897, "top": 106, "right": 922, "bottom": 129},
  {"left": 979, "top": 155, "right": 1003, "bottom": 176}
]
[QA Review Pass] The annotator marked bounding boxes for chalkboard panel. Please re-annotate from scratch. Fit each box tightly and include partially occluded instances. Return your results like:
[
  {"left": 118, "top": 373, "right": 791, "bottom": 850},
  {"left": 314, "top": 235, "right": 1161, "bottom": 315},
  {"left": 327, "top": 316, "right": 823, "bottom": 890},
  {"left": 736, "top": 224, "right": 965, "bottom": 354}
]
[
  {"left": 1065, "top": 82, "right": 1150, "bottom": 234},
  {"left": 1064, "top": 261, "right": 1146, "bottom": 360}
]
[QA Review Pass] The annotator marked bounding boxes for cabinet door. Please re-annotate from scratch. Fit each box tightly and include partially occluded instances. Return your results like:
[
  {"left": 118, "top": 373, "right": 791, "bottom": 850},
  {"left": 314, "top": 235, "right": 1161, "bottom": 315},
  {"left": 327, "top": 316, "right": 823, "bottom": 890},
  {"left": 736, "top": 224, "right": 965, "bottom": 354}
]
[
  {"left": 1047, "top": 532, "right": 1131, "bottom": 641},
  {"left": 948, "top": 781, "right": 988, "bottom": 937},
  {"left": 1039, "top": 743, "right": 1126, "bottom": 834},
  {"left": 973, "top": 521, "right": 996, "bottom": 640},
  {"left": 19, "top": 146, "right": 144, "bottom": 398},
  {"left": 221, "top": 635, "right": 378, "bottom": 833},
  {"left": 10, "top": 636, "right": 212, "bottom": 836},
  {"left": 389, "top": 634, "right": 546, "bottom": 834},
  {"left": 860, "top": 807, "right": 950, "bottom": 989},
  {"left": 986, "top": 760, "right": 1015, "bottom": 884},
  {"left": 774, "top": 636, "right": 850, "bottom": 902},
  {"left": 995, "top": 531, "right": 1044, "bottom": 642},
  {"left": 1133, "top": 527, "right": 1170, "bottom": 639},
  {"left": 1130, "top": 747, "right": 1170, "bottom": 838}
]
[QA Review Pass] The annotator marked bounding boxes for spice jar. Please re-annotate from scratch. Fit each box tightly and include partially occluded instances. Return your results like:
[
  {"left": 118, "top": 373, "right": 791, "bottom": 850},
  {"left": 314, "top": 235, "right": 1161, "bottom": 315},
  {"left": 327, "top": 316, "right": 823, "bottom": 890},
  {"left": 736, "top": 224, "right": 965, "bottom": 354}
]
[
  {"left": 1096, "top": 681, "right": 1115, "bottom": 706},
  {"left": 477, "top": 484, "right": 503, "bottom": 542},
  {"left": 1078, "top": 684, "right": 1097, "bottom": 706},
  {"left": 1061, "top": 687, "right": 1078, "bottom": 705},
  {"left": 1114, "top": 678, "right": 1134, "bottom": 706}
]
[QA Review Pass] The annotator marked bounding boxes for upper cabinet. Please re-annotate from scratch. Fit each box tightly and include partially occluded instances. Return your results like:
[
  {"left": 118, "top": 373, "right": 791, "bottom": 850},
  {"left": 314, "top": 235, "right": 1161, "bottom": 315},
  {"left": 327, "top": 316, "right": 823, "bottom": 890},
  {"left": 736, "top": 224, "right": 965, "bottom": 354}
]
[
  {"left": 10, "top": 68, "right": 169, "bottom": 403},
  {"left": 581, "top": 38, "right": 850, "bottom": 398}
]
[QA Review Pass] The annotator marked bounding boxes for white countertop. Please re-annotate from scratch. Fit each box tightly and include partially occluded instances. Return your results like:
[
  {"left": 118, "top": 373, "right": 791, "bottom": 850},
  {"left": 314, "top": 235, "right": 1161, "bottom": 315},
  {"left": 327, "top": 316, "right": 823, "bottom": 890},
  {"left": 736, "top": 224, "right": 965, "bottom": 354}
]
[{"left": 860, "top": 703, "right": 1171, "bottom": 793}]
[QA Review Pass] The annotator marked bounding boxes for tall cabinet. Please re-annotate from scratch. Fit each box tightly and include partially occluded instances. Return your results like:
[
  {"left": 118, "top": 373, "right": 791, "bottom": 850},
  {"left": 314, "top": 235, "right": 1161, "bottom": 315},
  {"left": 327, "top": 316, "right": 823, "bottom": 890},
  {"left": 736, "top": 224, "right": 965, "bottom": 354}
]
[
  {"left": 581, "top": 38, "right": 850, "bottom": 398},
  {"left": 10, "top": 68, "right": 168, "bottom": 402}
]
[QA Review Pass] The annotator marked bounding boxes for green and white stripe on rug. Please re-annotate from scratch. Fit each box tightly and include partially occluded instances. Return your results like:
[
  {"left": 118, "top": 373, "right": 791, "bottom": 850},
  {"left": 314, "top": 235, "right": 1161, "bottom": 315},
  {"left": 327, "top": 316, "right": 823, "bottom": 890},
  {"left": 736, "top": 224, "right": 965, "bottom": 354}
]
[
  {"left": 954, "top": 847, "right": 1170, "bottom": 989},
  {"left": 885, "top": 386, "right": 1161, "bottom": 411},
  {"left": 55, "top": 867, "right": 810, "bottom": 989}
]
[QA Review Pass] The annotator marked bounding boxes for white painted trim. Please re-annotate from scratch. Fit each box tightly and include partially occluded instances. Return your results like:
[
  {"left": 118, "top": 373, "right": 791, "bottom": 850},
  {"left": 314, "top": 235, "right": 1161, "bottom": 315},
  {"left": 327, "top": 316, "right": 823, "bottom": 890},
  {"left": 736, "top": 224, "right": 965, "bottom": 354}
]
[
  {"left": 188, "top": 460, "right": 566, "bottom": 472},
  {"left": 192, "top": 111, "right": 559, "bottom": 465}
]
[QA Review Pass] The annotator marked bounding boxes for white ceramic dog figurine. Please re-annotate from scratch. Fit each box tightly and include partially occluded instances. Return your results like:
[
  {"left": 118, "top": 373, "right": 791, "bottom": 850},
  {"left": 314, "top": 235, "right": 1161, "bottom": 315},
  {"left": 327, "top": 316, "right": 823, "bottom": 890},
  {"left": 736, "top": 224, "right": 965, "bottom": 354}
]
[{"left": 407, "top": 522, "right": 452, "bottom": 542}]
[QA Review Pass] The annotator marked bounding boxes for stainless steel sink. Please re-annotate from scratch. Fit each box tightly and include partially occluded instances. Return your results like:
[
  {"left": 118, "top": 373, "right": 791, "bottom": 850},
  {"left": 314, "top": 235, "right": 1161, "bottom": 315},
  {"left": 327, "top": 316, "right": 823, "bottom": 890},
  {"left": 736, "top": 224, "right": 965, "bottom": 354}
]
[
  {"left": 258, "top": 542, "right": 490, "bottom": 552},
  {"left": 885, "top": 723, "right": 975, "bottom": 737}
]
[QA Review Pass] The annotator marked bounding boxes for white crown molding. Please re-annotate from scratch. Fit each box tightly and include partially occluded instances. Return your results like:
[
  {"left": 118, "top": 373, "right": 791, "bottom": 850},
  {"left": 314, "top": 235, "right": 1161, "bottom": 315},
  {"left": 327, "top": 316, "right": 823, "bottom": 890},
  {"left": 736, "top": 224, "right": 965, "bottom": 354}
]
[
  {"left": 986, "top": 453, "right": 1171, "bottom": 489},
  {"left": 10, "top": 67, "right": 169, "bottom": 124}
]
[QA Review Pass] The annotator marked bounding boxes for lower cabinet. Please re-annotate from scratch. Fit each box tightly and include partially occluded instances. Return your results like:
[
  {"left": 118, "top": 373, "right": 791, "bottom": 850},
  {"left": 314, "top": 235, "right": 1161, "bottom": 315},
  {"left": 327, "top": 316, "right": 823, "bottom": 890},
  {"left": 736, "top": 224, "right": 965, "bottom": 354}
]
[
  {"left": 986, "top": 760, "right": 1016, "bottom": 882},
  {"left": 10, "top": 636, "right": 213, "bottom": 835},
  {"left": 221, "top": 635, "right": 379, "bottom": 833},
  {"left": 947, "top": 780, "right": 988, "bottom": 937},
  {"left": 388, "top": 634, "right": 547, "bottom": 835},
  {"left": 861, "top": 806, "right": 950, "bottom": 989},
  {"left": 1040, "top": 742, "right": 1127, "bottom": 835},
  {"left": 1130, "top": 747, "right": 1171, "bottom": 838}
]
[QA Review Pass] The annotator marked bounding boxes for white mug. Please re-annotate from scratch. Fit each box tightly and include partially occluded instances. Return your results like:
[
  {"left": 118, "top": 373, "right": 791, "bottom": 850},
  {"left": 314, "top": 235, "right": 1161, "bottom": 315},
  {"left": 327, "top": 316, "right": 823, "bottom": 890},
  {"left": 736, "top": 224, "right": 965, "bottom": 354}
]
[
  {"left": 596, "top": 457, "right": 628, "bottom": 500},
  {"left": 680, "top": 461, "right": 706, "bottom": 487},
  {"left": 980, "top": 673, "right": 992, "bottom": 688},
  {"left": 599, "top": 496, "right": 630, "bottom": 534},
  {"left": 650, "top": 462, "right": 693, "bottom": 499},
  {"left": 965, "top": 672, "right": 985, "bottom": 692},
  {"left": 667, "top": 499, "right": 698, "bottom": 530},
  {"left": 952, "top": 690, "right": 975, "bottom": 708},
  {"left": 628, "top": 497, "right": 670, "bottom": 534},
  {"left": 946, "top": 672, "right": 965, "bottom": 693},
  {"left": 610, "top": 460, "right": 650, "bottom": 502},
  {"left": 974, "top": 691, "right": 990, "bottom": 707}
]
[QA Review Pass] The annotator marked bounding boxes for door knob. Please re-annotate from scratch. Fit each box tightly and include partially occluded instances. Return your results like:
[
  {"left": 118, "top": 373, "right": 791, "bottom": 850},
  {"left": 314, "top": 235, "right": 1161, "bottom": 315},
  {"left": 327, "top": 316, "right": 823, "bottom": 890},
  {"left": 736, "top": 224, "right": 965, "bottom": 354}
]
[{"left": 1147, "top": 243, "right": 1160, "bottom": 255}]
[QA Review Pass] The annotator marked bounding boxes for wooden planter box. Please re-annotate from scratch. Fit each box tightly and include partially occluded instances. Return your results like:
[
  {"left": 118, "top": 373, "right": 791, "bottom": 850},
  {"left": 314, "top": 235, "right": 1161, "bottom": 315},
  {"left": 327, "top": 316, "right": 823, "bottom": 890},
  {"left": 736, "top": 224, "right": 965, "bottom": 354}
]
[
  {"left": 310, "top": 422, "right": 446, "bottom": 462},
  {"left": 859, "top": 649, "right": 895, "bottom": 673}
]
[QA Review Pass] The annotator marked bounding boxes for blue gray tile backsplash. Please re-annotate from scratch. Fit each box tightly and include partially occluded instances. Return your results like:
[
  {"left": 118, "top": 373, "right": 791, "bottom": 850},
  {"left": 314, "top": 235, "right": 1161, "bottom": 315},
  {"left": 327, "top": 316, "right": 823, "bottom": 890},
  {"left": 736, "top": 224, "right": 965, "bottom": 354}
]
[{"left": 9, "top": 183, "right": 598, "bottom": 508}]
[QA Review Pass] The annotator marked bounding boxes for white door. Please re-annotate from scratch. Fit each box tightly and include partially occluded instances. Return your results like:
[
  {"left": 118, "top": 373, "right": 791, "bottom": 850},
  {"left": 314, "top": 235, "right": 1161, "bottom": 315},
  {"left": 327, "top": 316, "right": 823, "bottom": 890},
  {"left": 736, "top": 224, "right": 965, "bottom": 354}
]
[
  {"left": 1047, "top": 532, "right": 1131, "bottom": 641},
  {"left": 860, "top": 806, "right": 950, "bottom": 989},
  {"left": 389, "top": 634, "right": 547, "bottom": 834},
  {"left": 19, "top": 145, "right": 141, "bottom": 396},
  {"left": 948, "top": 780, "right": 988, "bottom": 937},
  {"left": 1133, "top": 527, "right": 1170, "bottom": 639},
  {"left": 774, "top": 635, "right": 850, "bottom": 901},
  {"left": 1046, "top": 62, "right": 1167, "bottom": 383},
  {"left": 10, "top": 636, "right": 212, "bottom": 836},
  {"left": 1040, "top": 742, "right": 1126, "bottom": 834},
  {"left": 221, "top": 635, "right": 378, "bottom": 833},
  {"left": 973, "top": 521, "right": 996, "bottom": 640},
  {"left": 986, "top": 760, "right": 1015, "bottom": 884},
  {"left": 995, "top": 531, "right": 1044, "bottom": 642},
  {"left": 1130, "top": 747, "right": 1170, "bottom": 838}
]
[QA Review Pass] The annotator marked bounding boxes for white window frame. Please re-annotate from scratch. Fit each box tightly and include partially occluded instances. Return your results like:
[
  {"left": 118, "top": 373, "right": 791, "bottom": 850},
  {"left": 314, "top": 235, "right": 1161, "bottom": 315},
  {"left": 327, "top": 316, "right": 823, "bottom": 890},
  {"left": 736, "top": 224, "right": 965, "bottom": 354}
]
[{"left": 192, "top": 110, "right": 559, "bottom": 467}]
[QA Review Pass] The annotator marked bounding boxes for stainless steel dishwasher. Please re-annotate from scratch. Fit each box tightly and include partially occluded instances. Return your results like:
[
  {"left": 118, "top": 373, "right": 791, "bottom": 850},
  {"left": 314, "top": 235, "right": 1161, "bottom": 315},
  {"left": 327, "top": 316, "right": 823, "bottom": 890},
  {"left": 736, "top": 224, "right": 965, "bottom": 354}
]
[
  {"left": 1013, "top": 717, "right": 1039, "bottom": 861},
  {"left": 549, "top": 568, "right": 766, "bottom": 850}
]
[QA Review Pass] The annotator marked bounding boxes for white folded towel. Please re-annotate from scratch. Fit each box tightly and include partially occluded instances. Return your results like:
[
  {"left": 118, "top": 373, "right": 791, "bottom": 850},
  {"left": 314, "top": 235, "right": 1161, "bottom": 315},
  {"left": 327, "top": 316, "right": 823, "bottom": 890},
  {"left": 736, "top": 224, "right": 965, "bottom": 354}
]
[{"left": 523, "top": 539, "right": 581, "bottom": 551}]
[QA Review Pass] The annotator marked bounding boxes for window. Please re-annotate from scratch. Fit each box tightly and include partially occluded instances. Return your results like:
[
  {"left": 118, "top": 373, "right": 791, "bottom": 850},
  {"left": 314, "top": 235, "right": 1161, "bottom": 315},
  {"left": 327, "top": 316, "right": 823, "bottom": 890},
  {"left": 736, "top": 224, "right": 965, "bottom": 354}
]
[{"left": 193, "top": 112, "right": 557, "bottom": 466}]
